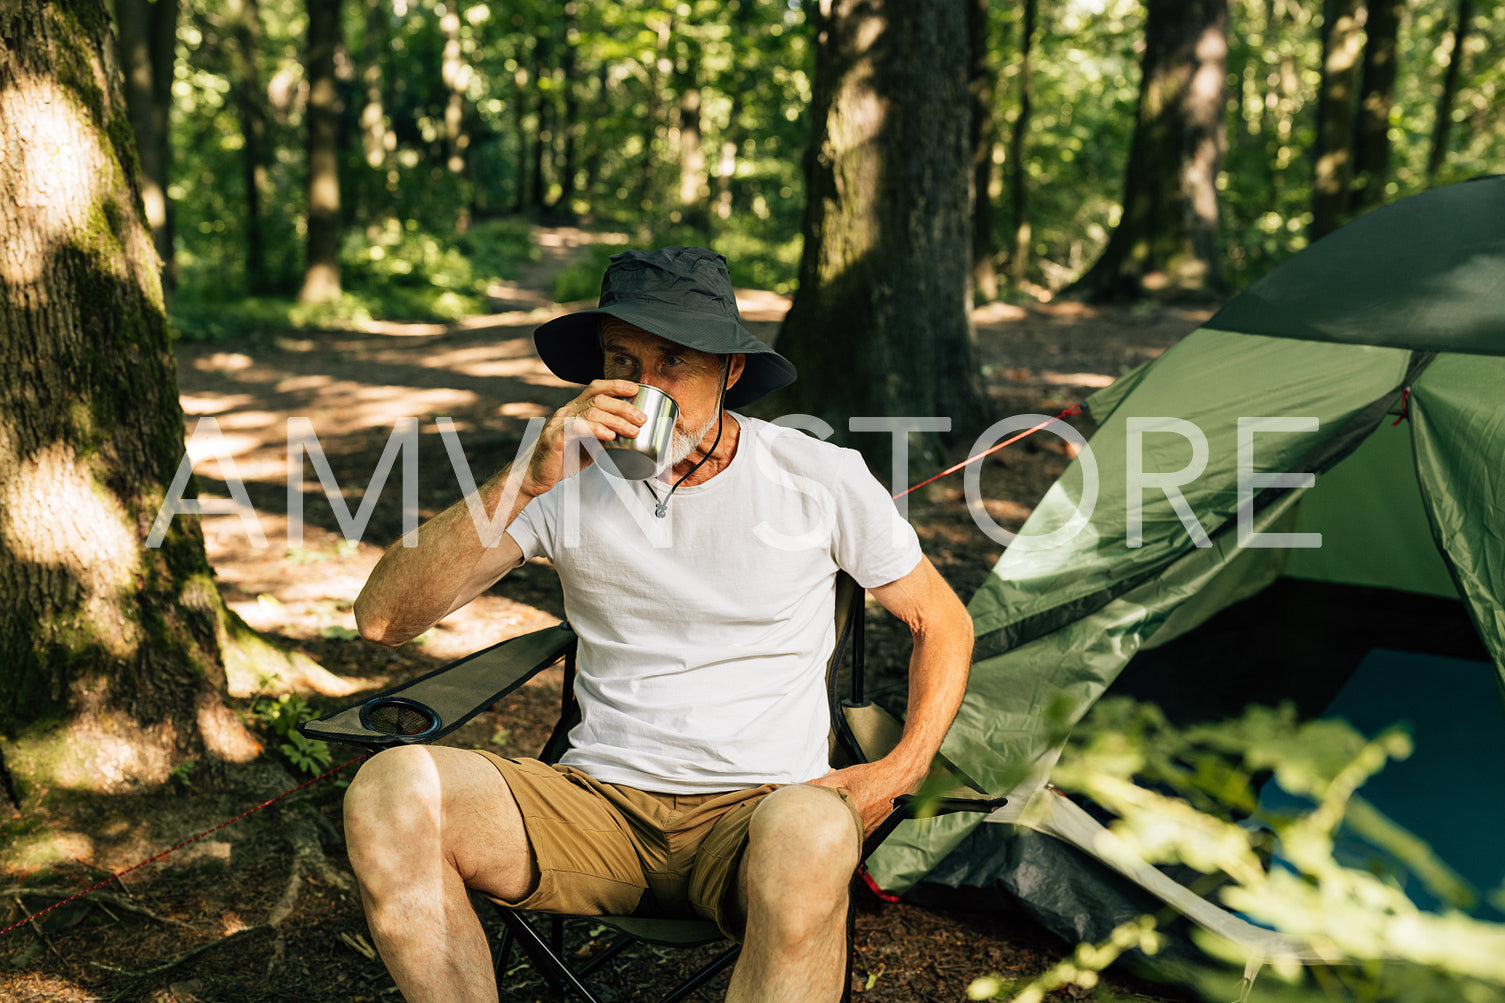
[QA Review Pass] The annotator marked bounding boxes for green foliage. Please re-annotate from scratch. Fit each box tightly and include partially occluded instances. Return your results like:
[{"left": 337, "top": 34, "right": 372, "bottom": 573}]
[
  {"left": 169, "top": 758, "right": 198, "bottom": 791},
  {"left": 160, "top": 0, "right": 1505, "bottom": 319},
  {"left": 249, "top": 689, "right": 331, "bottom": 777},
  {"left": 969, "top": 698, "right": 1505, "bottom": 1002},
  {"left": 552, "top": 242, "right": 621, "bottom": 305},
  {"left": 549, "top": 223, "right": 801, "bottom": 306},
  {"left": 340, "top": 216, "right": 539, "bottom": 320},
  {"left": 170, "top": 217, "right": 538, "bottom": 338}
]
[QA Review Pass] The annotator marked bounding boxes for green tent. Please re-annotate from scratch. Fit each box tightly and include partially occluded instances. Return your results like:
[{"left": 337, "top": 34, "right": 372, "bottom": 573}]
[{"left": 867, "top": 176, "right": 1505, "bottom": 957}]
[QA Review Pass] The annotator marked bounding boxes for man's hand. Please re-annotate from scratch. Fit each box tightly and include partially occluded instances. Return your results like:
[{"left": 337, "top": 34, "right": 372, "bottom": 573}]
[
  {"left": 808, "top": 760, "right": 918, "bottom": 836},
  {"left": 520, "top": 379, "right": 645, "bottom": 498},
  {"left": 810, "top": 557, "right": 972, "bottom": 839}
]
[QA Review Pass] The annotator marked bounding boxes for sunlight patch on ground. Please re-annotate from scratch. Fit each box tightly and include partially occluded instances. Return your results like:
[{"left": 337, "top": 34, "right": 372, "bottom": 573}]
[
  {"left": 734, "top": 288, "right": 792, "bottom": 322},
  {"left": 1042, "top": 370, "right": 1117, "bottom": 388},
  {"left": 0, "top": 973, "right": 95, "bottom": 1002},
  {"left": 460, "top": 306, "right": 560, "bottom": 326},
  {"left": 406, "top": 593, "right": 560, "bottom": 661},
  {"left": 348, "top": 384, "right": 478, "bottom": 414},
  {"left": 971, "top": 302, "right": 1031, "bottom": 324},
  {"left": 195, "top": 351, "right": 256, "bottom": 371},
  {"left": 274, "top": 374, "right": 334, "bottom": 394},
  {"left": 354, "top": 319, "right": 449, "bottom": 337},
  {"left": 522, "top": 371, "right": 574, "bottom": 389},
  {"left": 199, "top": 409, "right": 282, "bottom": 434},
  {"left": 970, "top": 497, "right": 1034, "bottom": 526},
  {"left": 1, "top": 831, "right": 94, "bottom": 874},
  {"left": 181, "top": 391, "right": 257, "bottom": 415},
  {"left": 500, "top": 401, "right": 550, "bottom": 418},
  {"left": 411, "top": 344, "right": 551, "bottom": 379}
]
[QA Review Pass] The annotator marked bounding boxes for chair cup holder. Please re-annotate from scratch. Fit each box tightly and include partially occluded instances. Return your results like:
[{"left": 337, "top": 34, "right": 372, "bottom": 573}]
[{"left": 358, "top": 696, "right": 442, "bottom": 741}]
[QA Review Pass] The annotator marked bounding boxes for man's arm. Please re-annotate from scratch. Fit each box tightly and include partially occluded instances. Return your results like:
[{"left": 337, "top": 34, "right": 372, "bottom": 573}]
[
  {"left": 355, "top": 378, "right": 644, "bottom": 646},
  {"left": 809, "top": 555, "right": 973, "bottom": 834}
]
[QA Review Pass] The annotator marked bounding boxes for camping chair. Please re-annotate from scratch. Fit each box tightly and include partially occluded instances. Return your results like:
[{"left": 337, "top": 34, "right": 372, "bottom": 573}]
[{"left": 301, "top": 572, "right": 1004, "bottom": 1002}]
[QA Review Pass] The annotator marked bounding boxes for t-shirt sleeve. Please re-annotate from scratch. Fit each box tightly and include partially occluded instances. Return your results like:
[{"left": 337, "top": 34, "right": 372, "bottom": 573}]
[
  {"left": 503, "top": 492, "right": 553, "bottom": 563},
  {"left": 830, "top": 447, "right": 923, "bottom": 589}
]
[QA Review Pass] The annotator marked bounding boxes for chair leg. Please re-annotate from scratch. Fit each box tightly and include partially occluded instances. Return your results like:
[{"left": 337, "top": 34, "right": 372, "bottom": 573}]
[
  {"left": 841, "top": 877, "right": 858, "bottom": 1003},
  {"left": 494, "top": 921, "right": 515, "bottom": 983},
  {"left": 495, "top": 909, "right": 606, "bottom": 1003},
  {"left": 657, "top": 943, "right": 741, "bottom": 1003}
]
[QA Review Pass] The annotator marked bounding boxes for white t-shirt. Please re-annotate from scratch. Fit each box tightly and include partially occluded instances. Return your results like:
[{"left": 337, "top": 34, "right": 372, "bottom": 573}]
[{"left": 505, "top": 414, "right": 923, "bottom": 793}]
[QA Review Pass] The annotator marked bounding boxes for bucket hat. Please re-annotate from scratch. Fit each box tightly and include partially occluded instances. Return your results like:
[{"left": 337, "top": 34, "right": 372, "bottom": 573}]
[{"left": 533, "top": 246, "right": 797, "bottom": 408}]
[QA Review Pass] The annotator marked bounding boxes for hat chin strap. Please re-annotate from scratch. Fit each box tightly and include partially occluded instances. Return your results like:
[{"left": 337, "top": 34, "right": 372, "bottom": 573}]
[{"left": 647, "top": 361, "right": 730, "bottom": 518}]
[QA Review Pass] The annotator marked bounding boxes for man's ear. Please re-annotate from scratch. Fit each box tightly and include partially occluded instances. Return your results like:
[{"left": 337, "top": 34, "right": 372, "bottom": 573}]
[{"left": 725, "top": 353, "right": 746, "bottom": 390}]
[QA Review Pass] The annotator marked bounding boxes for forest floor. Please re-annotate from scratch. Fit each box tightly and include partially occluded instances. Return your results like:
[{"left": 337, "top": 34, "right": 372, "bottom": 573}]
[{"left": 1, "top": 228, "right": 1212, "bottom": 1003}]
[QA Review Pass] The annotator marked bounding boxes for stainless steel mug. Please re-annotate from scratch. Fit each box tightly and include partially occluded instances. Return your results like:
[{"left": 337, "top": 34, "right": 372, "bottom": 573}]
[{"left": 599, "top": 383, "right": 679, "bottom": 480}]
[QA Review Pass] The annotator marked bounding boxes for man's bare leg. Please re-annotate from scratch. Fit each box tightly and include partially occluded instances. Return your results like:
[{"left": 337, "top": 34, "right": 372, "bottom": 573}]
[
  {"left": 726, "top": 785, "right": 861, "bottom": 1003},
  {"left": 343, "top": 745, "right": 535, "bottom": 1003}
]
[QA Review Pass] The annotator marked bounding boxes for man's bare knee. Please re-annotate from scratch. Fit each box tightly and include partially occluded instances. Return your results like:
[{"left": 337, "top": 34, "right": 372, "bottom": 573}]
[
  {"left": 742, "top": 787, "right": 858, "bottom": 917},
  {"left": 343, "top": 746, "right": 532, "bottom": 902},
  {"left": 344, "top": 747, "right": 444, "bottom": 881},
  {"left": 750, "top": 786, "right": 860, "bottom": 865}
]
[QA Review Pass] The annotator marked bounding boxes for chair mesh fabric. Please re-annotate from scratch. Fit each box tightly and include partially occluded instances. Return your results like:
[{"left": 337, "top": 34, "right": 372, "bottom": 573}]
[{"left": 365, "top": 702, "right": 437, "bottom": 737}]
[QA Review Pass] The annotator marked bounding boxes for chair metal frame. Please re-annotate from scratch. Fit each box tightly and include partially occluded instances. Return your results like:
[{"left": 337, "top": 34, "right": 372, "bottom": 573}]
[{"left": 303, "top": 574, "right": 1003, "bottom": 1001}]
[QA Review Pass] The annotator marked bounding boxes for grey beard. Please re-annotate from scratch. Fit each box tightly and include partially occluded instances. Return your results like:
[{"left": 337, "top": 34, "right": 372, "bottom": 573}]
[{"left": 668, "top": 410, "right": 720, "bottom": 469}]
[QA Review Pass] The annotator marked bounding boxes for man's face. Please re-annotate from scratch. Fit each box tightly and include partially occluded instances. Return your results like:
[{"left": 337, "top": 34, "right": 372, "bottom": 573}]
[{"left": 600, "top": 320, "right": 743, "bottom": 465}]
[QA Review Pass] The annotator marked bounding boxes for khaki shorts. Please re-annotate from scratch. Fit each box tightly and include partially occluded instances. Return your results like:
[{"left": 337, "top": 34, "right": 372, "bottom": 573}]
[{"left": 473, "top": 752, "right": 861, "bottom": 939}]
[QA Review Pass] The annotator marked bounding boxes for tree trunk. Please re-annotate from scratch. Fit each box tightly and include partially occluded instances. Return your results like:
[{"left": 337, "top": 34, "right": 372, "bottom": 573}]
[
  {"left": 1068, "top": 0, "right": 1229, "bottom": 302},
  {"left": 298, "top": 0, "right": 343, "bottom": 305},
  {"left": 112, "top": 0, "right": 178, "bottom": 298},
  {"left": 638, "top": 13, "right": 672, "bottom": 213},
  {"left": 1427, "top": 0, "right": 1472, "bottom": 183},
  {"left": 1310, "top": 0, "right": 1364, "bottom": 240},
  {"left": 676, "top": 74, "right": 708, "bottom": 229},
  {"left": 0, "top": 0, "right": 262, "bottom": 793},
  {"left": 512, "top": 57, "right": 530, "bottom": 214},
  {"left": 553, "top": 1, "right": 581, "bottom": 215},
  {"left": 764, "top": 0, "right": 988, "bottom": 476},
  {"left": 1008, "top": 0, "right": 1036, "bottom": 290},
  {"left": 227, "top": 0, "right": 270, "bottom": 294},
  {"left": 1271, "top": 0, "right": 1302, "bottom": 192},
  {"left": 968, "top": 0, "right": 998, "bottom": 303},
  {"left": 359, "top": 0, "right": 388, "bottom": 172},
  {"left": 440, "top": 6, "right": 468, "bottom": 177},
  {"left": 1349, "top": 0, "right": 1402, "bottom": 214},
  {"left": 530, "top": 29, "right": 549, "bottom": 212},
  {"left": 714, "top": 100, "right": 740, "bottom": 222}
]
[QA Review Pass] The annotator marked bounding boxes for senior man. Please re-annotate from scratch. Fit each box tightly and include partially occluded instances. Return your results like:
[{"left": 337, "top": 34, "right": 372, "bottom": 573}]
[{"left": 345, "top": 246, "right": 972, "bottom": 1002}]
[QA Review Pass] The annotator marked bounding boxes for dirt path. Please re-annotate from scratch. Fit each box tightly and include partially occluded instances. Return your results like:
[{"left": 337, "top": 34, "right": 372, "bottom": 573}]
[{"left": 2, "top": 229, "right": 1208, "bottom": 1002}]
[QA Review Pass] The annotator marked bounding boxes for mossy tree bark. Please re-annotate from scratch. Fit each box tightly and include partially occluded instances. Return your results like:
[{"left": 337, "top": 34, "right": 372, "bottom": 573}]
[
  {"left": 0, "top": 0, "right": 261, "bottom": 795},
  {"left": 765, "top": 0, "right": 989, "bottom": 479},
  {"left": 1067, "top": 0, "right": 1229, "bottom": 303}
]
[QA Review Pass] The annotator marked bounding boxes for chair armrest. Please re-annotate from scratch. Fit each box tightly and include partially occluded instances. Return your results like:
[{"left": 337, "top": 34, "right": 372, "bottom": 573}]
[
  {"left": 860, "top": 791, "right": 1009, "bottom": 863},
  {"left": 298, "top": 623, "right": 577, "bottom": 751}
]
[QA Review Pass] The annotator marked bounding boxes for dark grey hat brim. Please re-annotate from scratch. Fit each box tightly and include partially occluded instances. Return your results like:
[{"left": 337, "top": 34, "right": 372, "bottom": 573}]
[{"left": 534, "top": 303, "right": 797, "bottom": 408}]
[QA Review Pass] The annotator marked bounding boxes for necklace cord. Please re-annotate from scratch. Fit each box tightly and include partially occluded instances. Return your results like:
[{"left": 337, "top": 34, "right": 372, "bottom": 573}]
[{"left": 651, "top": 361, "right": 730, "bottom": 517}]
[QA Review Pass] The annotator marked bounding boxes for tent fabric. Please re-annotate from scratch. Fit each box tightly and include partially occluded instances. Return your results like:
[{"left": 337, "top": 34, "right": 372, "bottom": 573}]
[
  {"left": 865, "top": 177, "right": 1505, "bottom": 948},
  {"left": 1410, "top": 353, "right": 1505, "bottom": 673},
  {"left": 967, "top": 331, "right": 1416, "bottom": 658},
  {"left": 1206, "top": 175, "right": 1505, "bottom": 357}
]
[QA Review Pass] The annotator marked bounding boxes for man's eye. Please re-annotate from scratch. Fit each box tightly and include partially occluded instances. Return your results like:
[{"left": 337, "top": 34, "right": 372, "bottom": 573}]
[{"left": 664, "top": 357, "right": 684, "bottom": 367}]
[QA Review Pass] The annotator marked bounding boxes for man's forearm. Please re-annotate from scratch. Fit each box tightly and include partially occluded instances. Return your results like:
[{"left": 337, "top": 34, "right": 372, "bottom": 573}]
[
  {"left": 888, "top": 619, "right": 973, "bottom": 786},
  {"left": 354, "top": 462, "right": 533, "bottom": 645}
]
